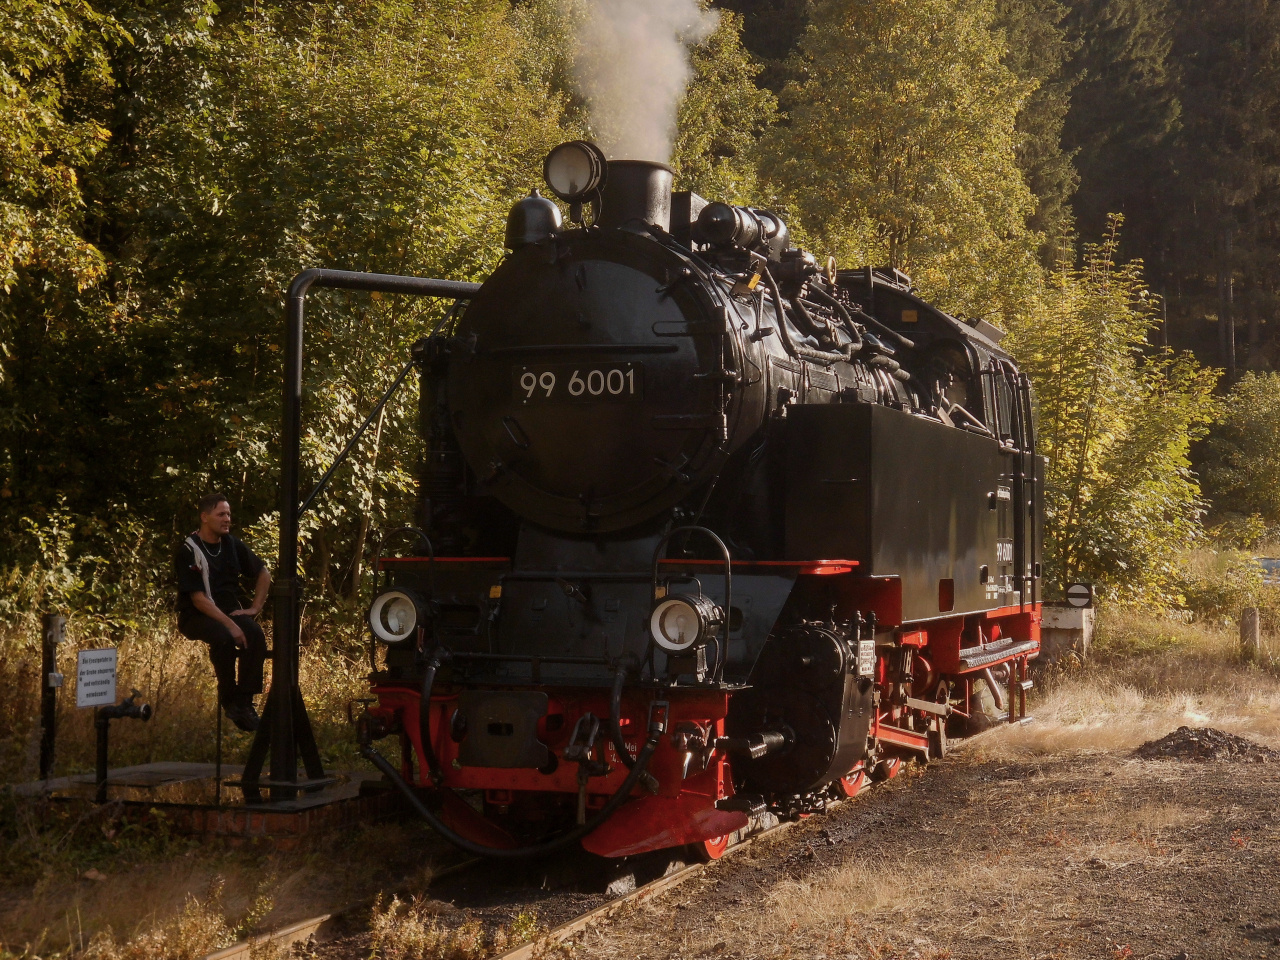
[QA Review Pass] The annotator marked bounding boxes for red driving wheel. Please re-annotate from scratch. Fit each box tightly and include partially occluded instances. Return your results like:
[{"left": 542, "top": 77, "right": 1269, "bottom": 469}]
[
  {"left": 838, "top": 768, "right": 867, "bottom": 798},
  {"left": 697, "top": 833, "right": 732, "bottom": 861}
]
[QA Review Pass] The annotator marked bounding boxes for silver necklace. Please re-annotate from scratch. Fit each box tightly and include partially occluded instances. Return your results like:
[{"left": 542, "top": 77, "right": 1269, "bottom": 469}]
[{"left": 201, "top": 536, "right": 223, "bottom": 558}]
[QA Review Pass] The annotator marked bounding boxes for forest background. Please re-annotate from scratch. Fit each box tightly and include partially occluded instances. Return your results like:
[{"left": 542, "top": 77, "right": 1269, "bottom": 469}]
[{"left": 5, "top": 0, "right": 1280, "bottom": 649}]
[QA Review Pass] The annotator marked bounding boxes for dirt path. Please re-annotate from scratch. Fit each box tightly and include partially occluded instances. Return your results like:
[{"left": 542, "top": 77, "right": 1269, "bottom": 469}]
[{"left": 563, "top": 747, "right": 1280, "bottom": 960}]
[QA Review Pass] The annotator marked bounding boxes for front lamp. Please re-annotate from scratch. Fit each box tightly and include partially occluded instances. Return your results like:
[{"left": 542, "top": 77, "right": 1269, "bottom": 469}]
[
  {"left": 543, "top": 140, "right": 608, "bottom": 203},
  {"left": 649, "top": 594, "right": 723, "bottom": 653},
  {"left": 368, "top": 589, "right": 425, "bottom": 645}
]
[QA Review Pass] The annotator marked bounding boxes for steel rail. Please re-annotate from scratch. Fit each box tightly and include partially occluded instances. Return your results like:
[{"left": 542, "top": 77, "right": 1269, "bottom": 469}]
[{"left": 196, "top": 758, "right": 903, "bottom": 960}]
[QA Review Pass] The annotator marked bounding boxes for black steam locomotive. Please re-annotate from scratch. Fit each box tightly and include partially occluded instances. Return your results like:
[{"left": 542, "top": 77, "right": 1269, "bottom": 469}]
[{"left": 356, "top": 140, "right": 1042, "bottom": 860}]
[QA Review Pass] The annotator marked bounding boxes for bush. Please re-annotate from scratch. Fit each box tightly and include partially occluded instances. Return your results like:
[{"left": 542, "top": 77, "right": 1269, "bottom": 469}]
[{"left": 1175, "top": 548, "right": 1280, "bottom": 631}]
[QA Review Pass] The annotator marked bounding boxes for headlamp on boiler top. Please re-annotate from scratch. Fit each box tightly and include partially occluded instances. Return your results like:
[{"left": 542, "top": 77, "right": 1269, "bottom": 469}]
[
  {"left": 649, "top": 594, "right": 723, "bottom": 653},
  {"left": 543, "top": 140, "right": 608, "bottom": 203}
]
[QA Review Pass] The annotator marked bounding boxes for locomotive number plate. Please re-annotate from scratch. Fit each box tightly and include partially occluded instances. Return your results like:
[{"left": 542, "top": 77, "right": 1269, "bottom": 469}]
[{"left": 513, "top": 363, "right": 644, "bottom": 404}]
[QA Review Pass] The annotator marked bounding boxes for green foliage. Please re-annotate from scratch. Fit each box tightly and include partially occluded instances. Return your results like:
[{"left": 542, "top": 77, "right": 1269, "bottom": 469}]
[
  {"left": 763, "top": 0, "right": 1040, "bottom": 327},
  {"left": 671, "top": 10, "right": 778, "bottom": 202},
  {"left": 712, "top": 0, "right": 810, "bottom": 94},
  {"left": 1200, "top": 372, "right": 1280, "bottom": 534},
  {"left": 0, "top": 0, "right": 123, "bottom": 294},
  {"left": 1006, "top": 217, "right": 1219, "bottom": 602},
  {"left": 3, "top": 0, "right": 571, "bottom": 619},
  {"left": 1175, "top": 547, "right": 1279, "bottom": 627},
  {"left": 993, "top": 0, "right": 1079, "bottom": 249},
  {"left": 1060, "top": 0, "right": 1181, "bottom": 247}
]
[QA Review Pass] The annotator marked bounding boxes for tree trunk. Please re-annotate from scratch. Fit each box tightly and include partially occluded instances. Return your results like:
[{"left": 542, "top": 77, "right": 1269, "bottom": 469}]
[
  {"left": 348, "top": 403, "right": 389, "bottom": 600},
  {"left": 316, "top": 528, "right": 332, "bottom": 603}
]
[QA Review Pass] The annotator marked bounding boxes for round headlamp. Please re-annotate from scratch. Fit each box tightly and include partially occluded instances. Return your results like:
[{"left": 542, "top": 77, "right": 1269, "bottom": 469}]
[
  {"left": 368, "top": 589, "right": 424, "bottom": 645},
  {"left": 649, "top": 594, "right": 723, "bottom": 653},
  {"left": 543, "top": 140, "right": 608, "bottom": 203}
]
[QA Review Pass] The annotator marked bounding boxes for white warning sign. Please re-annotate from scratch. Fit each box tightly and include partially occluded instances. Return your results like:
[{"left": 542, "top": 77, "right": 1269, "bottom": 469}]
[{"left": 77, "top": 648, "right": 118, "bottom": 708}]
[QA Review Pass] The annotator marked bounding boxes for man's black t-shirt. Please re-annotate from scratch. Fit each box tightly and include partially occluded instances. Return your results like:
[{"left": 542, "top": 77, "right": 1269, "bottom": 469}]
[{"left": 175, "top": 533, "right": 267, "bottom": 618}]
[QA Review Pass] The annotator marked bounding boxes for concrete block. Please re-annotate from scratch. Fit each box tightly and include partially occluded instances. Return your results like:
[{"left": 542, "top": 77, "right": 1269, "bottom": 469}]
[{"left": 1039, "top": 603, "right": 1094, "bottom": 664}]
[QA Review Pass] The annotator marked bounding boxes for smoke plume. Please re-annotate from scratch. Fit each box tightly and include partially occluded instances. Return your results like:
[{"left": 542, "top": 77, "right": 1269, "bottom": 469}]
[{"left": 568, "top": 0, "right": 719, "bottom": 162}]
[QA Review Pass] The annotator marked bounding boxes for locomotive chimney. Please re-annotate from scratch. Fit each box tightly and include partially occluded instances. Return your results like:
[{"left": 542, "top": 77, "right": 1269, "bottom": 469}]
[{"left": 596, "top": 160, "right": 673, "bottom": 232}]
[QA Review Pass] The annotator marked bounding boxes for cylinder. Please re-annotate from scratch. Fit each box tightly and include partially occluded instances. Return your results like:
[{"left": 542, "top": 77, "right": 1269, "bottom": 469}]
[{"left": 595, "top": 161, "right": 673, "bottom": 232}]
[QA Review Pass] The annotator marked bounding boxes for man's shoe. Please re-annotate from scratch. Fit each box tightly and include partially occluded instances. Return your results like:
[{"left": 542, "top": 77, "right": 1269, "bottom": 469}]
[
  {"left": 223, "top": 699, "right": 259, "bottom": 732},
  {"left": 238, "top": 695, "right": 262, "bottom": 727}
]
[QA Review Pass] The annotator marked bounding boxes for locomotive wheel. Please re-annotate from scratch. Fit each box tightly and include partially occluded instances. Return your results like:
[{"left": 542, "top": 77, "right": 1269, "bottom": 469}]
[
  {"left": 928, "top": 722, "right": 947, "bottom": 760},
  {"left": 928, "top": 680, "right": 950, "bottom": 760},
  {"left": 966, "top": 676, "right": 1003, "bottom": 734},
  {"left": 837, "top": 768, "right": 867, "bottom": 798},
  {"left": 694, "top": 832, "right": 732, "bottom": 861},
  {"left": 869, "top": 756, "right": 902, "bottom": 782}
]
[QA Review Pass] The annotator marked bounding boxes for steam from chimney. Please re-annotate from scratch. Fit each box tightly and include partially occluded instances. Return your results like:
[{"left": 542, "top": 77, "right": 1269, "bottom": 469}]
[{"left": 567, "top": 0, "right": 719, "bottom": 163}]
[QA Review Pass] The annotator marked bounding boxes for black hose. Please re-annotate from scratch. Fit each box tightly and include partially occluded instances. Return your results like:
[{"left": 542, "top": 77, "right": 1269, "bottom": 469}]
[
  {"left": 361, "top": 724, "right": 663, "bottom": 859},
  {"left": 419, "top": 648, "right": 447, "bottom": 785},
  {"left": 789, "top": 298, "right": 854, "bottom": 361},
  {"left": 804, "top": 284, "right": 864, "bottom": 354},
  {"left": 760, "top": 267, "right": 800, "bottom": 360},
  {"left": 609, "top": 668, "right": 636, "bottom": 770},
  {"left": 790, "top": 297, "right": 833, "bottom": 344},
  {"left": 760, "top": 267, "right": 850, "bottom": 365},
  {"left": 849, "top": 303, "right": 916, "bottom": 351}
]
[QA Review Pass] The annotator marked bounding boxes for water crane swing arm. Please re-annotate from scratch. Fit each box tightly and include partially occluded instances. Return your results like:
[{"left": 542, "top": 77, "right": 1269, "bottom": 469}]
[{"left": 240, "top": 268, "right": 481, "bottom": 798}]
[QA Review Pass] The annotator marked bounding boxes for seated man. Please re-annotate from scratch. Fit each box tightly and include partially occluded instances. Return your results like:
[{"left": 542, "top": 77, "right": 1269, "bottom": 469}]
[{"left": 175, "top": 493, "right": 271, "bottom": 731}]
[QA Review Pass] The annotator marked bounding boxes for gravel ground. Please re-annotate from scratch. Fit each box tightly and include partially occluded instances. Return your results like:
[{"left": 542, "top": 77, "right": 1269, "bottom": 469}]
[
  {"left": 306, "top": 729, "right": 1280, "bottom": 960},
  {"left": 565, "top": 741, "right": 1280, "bottom": 960}
]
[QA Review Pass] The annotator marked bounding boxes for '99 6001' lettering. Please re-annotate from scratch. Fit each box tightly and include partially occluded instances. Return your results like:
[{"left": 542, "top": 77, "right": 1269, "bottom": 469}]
[{"left": 513, "top": 363, "right": 644, "bottom": 403}]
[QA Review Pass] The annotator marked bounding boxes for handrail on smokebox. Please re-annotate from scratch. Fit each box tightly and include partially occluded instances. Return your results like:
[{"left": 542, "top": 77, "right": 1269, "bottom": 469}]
[{"left": 240, "top": 269, "right": 481, "bottom": 799}]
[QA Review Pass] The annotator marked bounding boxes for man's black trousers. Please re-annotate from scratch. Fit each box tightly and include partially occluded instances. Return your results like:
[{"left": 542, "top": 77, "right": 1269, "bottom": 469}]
[{"left": 178, "top": 612, "right": 267, "bottom": 705}]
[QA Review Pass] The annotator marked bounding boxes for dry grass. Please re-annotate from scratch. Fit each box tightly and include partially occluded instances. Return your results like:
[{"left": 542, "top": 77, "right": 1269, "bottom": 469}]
[
  {"left": 367, "top": 897, "right": 543, "bottom": 960},
  {"left": 0, "top": 620, "right": 370, "bottom": 785},
  {"left": 967, "top": 607, "right": 1280, "bottom": 760},
  {"left": 0, "top": 607, "right": 431, "bottom": 960},
  {"left": 593, "top": 758, "right": 1239, "bottom": 960},
  {"left": 0, "top": 806, "right": 452, "bottom": 958},
  {"left": 73, "top": 879, "right": 242, "bottom": 960}
]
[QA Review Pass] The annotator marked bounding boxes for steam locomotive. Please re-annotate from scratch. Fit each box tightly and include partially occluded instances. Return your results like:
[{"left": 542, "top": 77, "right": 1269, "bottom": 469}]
[{"left": 355, "top": 140, "right": 1043, "bottom": 860}]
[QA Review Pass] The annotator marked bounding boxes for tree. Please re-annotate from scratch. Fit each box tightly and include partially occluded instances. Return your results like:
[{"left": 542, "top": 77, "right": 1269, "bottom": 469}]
[
  {"left": 762, "top": 0, "right": 1040, "bottom": 327},
  {"left": 711, "top": 0, "right": 810, "bottom": 93},
  {"left": 994, "top": 0, "right": 1079, "bottom": 250},
  {"left": 1199, "top": 372, "right": 1280, "bottom": 535},
  {"left": 0, "top": 0, "right": 122, "bottom": 295},
  {"left": 1060, "top": 0, "right": 1181, "bottom": 255},
  {"left": 0, "top": 0, "right": 135, "bottom": 602},
  {"left": 0, "top": 0, "right": 571, "bottom": 614},
  {"left": 1164, "top": 0, "right": 1280, "bottom": 378},
  {"left": 671, "top": 10, "right": 778, "bottom": 202},
  {"left": 1006, "top": 217, "right": 1218, "bottom": 601}
]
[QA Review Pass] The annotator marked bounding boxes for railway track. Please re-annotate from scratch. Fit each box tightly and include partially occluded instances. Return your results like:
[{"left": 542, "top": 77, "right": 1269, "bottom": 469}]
[{"left": 198, "top": 760, "right": 906, "bottom": 960}]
